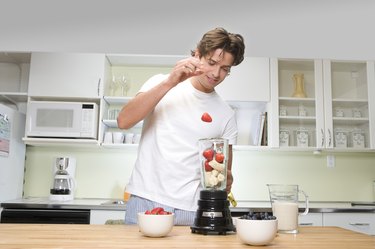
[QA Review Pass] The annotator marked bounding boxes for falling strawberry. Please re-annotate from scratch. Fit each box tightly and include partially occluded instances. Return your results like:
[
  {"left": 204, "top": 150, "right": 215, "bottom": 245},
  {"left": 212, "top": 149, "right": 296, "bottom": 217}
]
[{"left": 201, "top": 112, "right": 212, "bottom": 123}]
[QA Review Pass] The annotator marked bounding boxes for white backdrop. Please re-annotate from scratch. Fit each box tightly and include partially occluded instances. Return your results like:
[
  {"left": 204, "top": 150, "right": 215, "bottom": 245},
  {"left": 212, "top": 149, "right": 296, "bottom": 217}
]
[{"left": 0, "top": 0, "right": 374, "bottom": 60}]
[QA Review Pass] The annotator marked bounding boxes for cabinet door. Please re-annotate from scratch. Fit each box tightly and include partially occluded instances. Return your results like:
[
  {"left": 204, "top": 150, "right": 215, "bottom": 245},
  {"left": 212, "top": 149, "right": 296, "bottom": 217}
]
[
  {"left": 299, "top": 213, "right": 323, "bottom": 227},
  {"left": 323, "top": 213, "right": 375, "bottom": 235},
  {"left": 28, "top": 52, "right": 107, "bottom": 98},
  {"left": 215, "top": 57, "right": 270, "bottom": 102},
  {"left": 270, "top": 58, "right": 375, "bottom": 151},
  {"left": 90, "top": 210, "right": 125, "bottom": 224},
  {"left": 269, "top": 58, "right": 323, "bottom": 149},
  {"left": 323, "top": 60, "right": 374, "bottom": 150}
]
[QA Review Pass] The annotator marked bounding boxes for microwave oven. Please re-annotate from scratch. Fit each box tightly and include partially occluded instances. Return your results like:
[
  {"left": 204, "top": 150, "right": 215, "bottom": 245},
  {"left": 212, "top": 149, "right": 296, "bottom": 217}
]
[{"left": 26, "top": 101, "right": 98, "bottom": 139}]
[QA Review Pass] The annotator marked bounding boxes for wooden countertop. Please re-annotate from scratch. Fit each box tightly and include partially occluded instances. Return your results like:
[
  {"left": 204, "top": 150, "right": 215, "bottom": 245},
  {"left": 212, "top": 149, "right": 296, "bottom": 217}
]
[{"left": 0, "top": 224, "right": 374, "bottom": 248}]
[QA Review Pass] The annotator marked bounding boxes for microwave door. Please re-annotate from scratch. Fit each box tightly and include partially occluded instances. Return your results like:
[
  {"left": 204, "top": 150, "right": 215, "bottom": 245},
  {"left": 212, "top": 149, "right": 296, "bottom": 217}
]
[{"left": 28, "top": 107, "right": 81, "bottom": 138}]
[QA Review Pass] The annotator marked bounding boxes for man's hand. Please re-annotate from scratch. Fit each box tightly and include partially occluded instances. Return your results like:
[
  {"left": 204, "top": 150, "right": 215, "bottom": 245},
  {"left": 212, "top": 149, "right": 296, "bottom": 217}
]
[{"left": 167, "top": 57, "right": 203, "bottom": 87}]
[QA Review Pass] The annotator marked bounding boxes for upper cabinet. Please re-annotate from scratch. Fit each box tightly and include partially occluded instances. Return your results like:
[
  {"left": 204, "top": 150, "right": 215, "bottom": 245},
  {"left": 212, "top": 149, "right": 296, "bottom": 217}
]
[
  {"left": 28, "top": 52, "right": 110, "bottom": 99},
  {"left": 215, "top": 57, "right": 270, "bottom": 102},
  {"left": 322, "top": 60, "right": 375, "bottom": 150},
  {"left": 0, "top": 52, "right": 31, "bottom": 110},
  {"left": 269, "top": 58, "right": 375, "bottom": 151}
]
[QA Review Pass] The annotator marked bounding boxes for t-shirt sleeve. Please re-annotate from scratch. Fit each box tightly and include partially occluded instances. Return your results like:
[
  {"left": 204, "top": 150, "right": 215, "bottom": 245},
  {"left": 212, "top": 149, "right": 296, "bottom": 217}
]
[
  {"left": 223, "top": 112, "right": 238, "bottom": 145},
  {"left": 138, "top": 74, "right": 169, "bottom": 94}
]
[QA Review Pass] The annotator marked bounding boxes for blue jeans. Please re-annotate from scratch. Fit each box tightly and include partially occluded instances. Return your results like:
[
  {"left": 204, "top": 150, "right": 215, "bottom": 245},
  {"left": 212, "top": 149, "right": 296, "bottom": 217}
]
[{"left": 125, "top": 195, "right": 196, "bottom": 226}]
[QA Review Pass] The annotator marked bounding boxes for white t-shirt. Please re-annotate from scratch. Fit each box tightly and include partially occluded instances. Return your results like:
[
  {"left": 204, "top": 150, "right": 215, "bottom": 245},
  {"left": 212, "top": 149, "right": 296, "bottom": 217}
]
[{"left": 126, "top": 74, "right": 237, "bottom": 211}]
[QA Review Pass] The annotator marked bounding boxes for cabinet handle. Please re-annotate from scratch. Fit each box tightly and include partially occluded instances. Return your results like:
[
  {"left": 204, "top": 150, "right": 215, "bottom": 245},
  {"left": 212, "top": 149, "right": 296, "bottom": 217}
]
[
  {"left": 299, "top": 223, "right": 313, "bottom": 226},
  {"left": 328, "top": 129, "right": 332, "bottom": 147},
  {"left": 349, "top": 223, "right": 370, "bottom": 226},
  {"left": 97, "top": 78, "right": 101, "bottom": 96},
  {"left": 320, "top": 129, "right": 325, "bottom": 147}
]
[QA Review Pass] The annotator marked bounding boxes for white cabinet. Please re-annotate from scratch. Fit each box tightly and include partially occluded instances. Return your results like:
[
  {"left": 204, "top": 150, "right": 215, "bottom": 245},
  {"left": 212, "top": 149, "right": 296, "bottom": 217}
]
[
  {"left": 100, "top": 96, "right": 142, "bottom": 147},
  {"left": 323, "top": 213, "right": 375, "bottom": 235},
  {"left": 299, "top": 213, "right": 323, "bottom": 227},
  {"left": 0, "top": 52, "right": 31, "bottom": 111},
  {"left": 269, "top": 58, "right": 375, "bottom": 151},
  {"left": 28, "top": 52, "right": 110, "bottom": 99},
  {"left": 215, "top": 57, "right": 270, "bottom": 102},
  {"left": 90, "top": 209, "right": 125, "bottom": 224},
  {"left": 322, "top": 60, "right": 375, "bottom": 150},
  {"left": 269, "top": 58, "right": 322, "bottom": 149}
]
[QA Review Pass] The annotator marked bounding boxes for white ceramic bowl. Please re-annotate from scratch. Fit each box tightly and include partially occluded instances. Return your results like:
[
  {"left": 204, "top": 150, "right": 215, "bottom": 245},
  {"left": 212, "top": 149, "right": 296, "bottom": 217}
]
[
  {"left": 236, "top": 218, "right": 278, "bottom": 246},
  {"left": 137, "top": 212, "right": 174, "bottom": 237}
]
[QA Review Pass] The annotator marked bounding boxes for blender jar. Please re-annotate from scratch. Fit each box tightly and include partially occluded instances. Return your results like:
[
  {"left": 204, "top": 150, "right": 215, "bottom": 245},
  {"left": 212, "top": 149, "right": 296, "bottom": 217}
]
[{"left": 198, "top": 138, "right": 228, "bottom": 191}]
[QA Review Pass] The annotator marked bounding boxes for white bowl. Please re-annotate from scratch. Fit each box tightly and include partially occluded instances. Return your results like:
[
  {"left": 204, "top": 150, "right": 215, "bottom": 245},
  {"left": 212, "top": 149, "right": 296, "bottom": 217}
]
[
  {"left": 137, "top": 212, "right": 174, "bottom": 237},
  {"left": 236, "top": 218, "right": 278, "bottom": 246}
]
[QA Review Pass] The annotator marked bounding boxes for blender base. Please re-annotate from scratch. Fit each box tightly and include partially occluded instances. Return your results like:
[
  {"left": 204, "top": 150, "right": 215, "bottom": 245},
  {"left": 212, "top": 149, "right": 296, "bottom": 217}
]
[
  {"left": 190, "top": 224, "right": 236, "bottom": 235},
  {"left": 190, "top": 190, "right": 236, "bottom": 235}
]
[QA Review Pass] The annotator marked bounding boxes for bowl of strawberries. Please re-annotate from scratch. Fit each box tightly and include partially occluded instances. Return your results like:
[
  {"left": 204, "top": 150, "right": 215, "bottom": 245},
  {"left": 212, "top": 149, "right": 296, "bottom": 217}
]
[{"left": 137, "top": 207, "right": 174, "bottom": 237}]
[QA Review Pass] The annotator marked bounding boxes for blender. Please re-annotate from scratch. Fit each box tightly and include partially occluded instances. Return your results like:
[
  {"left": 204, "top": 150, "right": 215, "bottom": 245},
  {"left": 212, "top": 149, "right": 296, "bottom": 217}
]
[
  {"left": 50, "top": 157, "right": 76, "bottom": 201},
  {"left": 191, "top": 138, "right": 236, "bottom": 235}
]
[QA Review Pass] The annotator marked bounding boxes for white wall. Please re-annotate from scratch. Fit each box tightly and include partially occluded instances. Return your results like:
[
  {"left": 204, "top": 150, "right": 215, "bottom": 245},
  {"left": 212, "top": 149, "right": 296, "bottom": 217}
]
[
  {"left": 23, "top": 146, "right": 375, "bottom": 202},
  {"left": 1, "top": 0, "right": 375, "bottom": 60}
]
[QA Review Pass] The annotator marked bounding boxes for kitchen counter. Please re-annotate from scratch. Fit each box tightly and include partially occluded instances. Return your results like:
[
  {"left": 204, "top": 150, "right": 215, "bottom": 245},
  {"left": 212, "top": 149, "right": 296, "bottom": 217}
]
[
  {"left": 0, "top": 197, "right": 126, "bottom": 211},
  {"left": 0, "top": 224, "right": 374, "bottom": 249},
  {"left": 231, "top": 201, "right": 375, "bottom": 214},
  {"left": 1, "top": 198, "right": 375, "bottom": 213}
]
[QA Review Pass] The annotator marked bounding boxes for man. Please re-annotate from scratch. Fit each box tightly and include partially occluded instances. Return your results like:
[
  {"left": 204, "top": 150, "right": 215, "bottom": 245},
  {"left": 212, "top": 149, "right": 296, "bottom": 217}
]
[{"left": 117, "top": 27, "right": 245, "bottom": 225}]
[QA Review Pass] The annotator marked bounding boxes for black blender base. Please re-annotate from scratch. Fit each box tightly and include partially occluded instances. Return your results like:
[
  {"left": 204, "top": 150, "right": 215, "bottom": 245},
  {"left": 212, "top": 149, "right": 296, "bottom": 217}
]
[{"left": 190, "top": 225, "right": 236, "bottom": 235}]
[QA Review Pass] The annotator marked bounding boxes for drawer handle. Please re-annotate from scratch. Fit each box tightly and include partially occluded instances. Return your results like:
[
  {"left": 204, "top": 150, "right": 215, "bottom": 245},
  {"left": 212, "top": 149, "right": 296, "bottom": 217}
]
[
  {"left": 349, "top": 223, "right": 370, "bottom": 226},
  {"left": 299, "top": 223, "right": 313, "bottom": 226}
]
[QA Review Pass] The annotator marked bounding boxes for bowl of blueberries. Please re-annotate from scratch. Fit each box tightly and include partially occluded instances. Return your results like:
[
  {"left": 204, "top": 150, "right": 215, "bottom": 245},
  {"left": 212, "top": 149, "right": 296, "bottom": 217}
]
[{"left": 236, "top": 211, "right": 278, "bottom": 246}]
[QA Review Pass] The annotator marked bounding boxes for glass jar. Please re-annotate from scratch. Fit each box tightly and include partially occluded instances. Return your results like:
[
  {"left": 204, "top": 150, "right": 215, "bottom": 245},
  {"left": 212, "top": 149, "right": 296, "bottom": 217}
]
[
  {"left": 335, "top": 107, "right": 345, "bottom": 117},
  {"left": 334, "top": 128, "right": 348, "bottom": 148},
  {"left": 295, "top": 128, "right": 309, "bottom": 147},
  {"left": 279, "top": 105, "right": 287, "bottom": 116},
  {"left": 279, "top": 128, "right": 290, "bottom": 147},
  {"left": 351, "top": 128, "right": 365, "bottom": 148},
  {"left": 352, "top": 108, "right": 362, "bottom": 118}
]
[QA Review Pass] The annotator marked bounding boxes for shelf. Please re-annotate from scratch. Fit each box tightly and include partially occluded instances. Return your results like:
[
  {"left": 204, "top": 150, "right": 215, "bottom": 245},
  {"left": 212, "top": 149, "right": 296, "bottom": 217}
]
[
  {"left": 279, "top": 116, "right": 316, "bottom": 125},
  {"left": 23, "top": 137, "right": 100, "bottom": 147},
  {"left": 332, "top": 117, "right": 369, "bottom": 125},
  {"left": 0, "top": 92, "right": 28, "bottom": 104},
  {"left": 332, "top": 99, "right": 368, "bottom": 108},
  {"left": 102, "top": 119, "right": 143, "bottom": 128},
  {"left": 100, "top": 143, "right": 139, "bottom": 149},
  {"left": 103, "top": 96, "right": 132, "bottom": 105},
  {"left": 279, "top": 97, "right": 315, "bottom": 104}
]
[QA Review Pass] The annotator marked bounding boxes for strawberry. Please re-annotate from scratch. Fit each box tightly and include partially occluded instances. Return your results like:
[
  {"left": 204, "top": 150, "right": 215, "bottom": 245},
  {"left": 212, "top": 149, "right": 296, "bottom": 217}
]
[
  {"left": 215, "top": 153, "right": 225, "bottom": 163},
  {"left": 145, "top": 210, "right": 151, "bottom": 214},
  {"left": 203, "top": 149, "right": 214, "bottom": 160},
  {"left": 201, "top": 112, "right": 212, "bottom": 123},
  {"left": 159, "top": 210, "right": 172, "bottom": 215},
  {"left": 204, "top": 160, "right": 213, "bottom": 171},
  {"left": 150, "top": 207, "right": 164, "bottom": 214}
]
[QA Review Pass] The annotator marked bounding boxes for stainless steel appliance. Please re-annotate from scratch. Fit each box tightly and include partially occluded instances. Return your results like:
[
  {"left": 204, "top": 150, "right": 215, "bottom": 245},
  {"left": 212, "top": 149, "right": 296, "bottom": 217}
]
[{"left": 0, "top": 208, "right": 90, "bottom": 224}]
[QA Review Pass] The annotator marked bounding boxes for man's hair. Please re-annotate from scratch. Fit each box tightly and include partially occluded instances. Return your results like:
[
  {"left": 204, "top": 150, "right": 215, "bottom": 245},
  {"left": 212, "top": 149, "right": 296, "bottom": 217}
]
[{"left": 192, "top": 27, "right": 245, "bottom": 66}]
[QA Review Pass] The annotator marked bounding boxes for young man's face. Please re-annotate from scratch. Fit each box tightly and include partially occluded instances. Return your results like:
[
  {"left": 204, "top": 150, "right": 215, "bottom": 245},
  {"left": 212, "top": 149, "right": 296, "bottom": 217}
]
[{"left": 193, "top": 48, "right": 234, "bottom": 93}]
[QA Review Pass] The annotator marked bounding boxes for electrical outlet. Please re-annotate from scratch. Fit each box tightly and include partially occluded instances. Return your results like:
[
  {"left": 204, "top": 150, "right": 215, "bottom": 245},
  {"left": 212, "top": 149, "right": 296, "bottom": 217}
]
[{"left": 327, "top": 155, "right": 335, "bottom": 168}]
